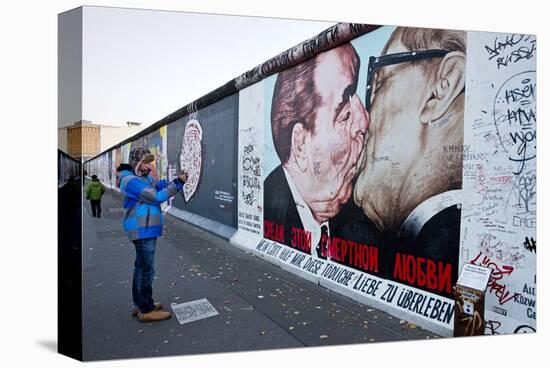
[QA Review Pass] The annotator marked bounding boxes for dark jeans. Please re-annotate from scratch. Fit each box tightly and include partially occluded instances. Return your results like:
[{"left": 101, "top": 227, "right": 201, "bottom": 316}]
[
  {"left": 90, "top": 199, "right": 102, "bottom": 217},
  {"left": 132, "top": 237, "right": 157, "bottom": 313}
]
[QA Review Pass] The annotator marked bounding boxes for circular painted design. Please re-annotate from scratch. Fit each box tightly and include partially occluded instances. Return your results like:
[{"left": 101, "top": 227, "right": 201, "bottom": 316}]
[{"left": 180, "top": 119, "right": 203, "bottom": 201}]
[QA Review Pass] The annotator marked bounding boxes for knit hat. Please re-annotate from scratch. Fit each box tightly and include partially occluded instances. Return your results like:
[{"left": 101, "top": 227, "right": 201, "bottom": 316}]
[
  {"left": 129, "top": 147, "right": 154, "bottom": 171},
  {"left": 116, "top": 163, "right": 134, "bottom": 172}
]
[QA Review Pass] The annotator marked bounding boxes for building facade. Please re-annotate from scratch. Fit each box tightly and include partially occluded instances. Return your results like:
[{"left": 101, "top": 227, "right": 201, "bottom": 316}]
[{"left": 58, "top": 120, "right": 142, "bottom": 161}]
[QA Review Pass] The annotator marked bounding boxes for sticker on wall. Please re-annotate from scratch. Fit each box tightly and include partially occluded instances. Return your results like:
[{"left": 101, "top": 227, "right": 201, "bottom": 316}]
[{"left": 180, "top": 119, "right": 203, "bottom": 201}]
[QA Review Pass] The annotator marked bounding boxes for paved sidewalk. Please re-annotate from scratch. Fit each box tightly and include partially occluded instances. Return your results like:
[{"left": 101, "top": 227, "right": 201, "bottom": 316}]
[{"left": 82, "top": 187, "right": 439, "bottom": 361}]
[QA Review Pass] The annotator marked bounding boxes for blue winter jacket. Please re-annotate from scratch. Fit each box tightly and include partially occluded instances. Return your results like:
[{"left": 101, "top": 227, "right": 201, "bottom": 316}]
[{"left": 119, "top": 170, "right": 184, "bottom": 241}]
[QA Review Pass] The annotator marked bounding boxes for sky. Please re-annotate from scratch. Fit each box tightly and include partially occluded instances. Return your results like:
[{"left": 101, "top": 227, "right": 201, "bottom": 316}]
[{"left": 59, "top": 6, "right": 335, "bottom": 128}]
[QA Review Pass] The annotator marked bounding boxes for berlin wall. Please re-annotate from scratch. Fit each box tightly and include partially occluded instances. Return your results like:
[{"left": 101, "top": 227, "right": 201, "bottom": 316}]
[
  {"left": 84, "top": 23, "right": 536, "bottom": 336},
  {"left": 58, "top": 149, "right": 81, "bottom": 186}
]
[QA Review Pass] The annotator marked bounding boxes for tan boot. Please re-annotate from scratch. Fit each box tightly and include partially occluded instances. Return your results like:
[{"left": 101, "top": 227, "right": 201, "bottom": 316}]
[
  {"left": 138, "top": 309, "right": 172, "bottom": 322},
  {"left": 132, "top": 302, "right": 162, "bottom": 317}
]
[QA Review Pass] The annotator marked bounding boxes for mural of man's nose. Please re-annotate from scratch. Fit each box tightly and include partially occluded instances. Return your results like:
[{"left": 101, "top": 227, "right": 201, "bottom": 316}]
[
  {"left": 350, "top": 94, "right": 370, "bottom": 176},
  {"left": 350, "top": 94, "right": 369, "bottom": 139}
]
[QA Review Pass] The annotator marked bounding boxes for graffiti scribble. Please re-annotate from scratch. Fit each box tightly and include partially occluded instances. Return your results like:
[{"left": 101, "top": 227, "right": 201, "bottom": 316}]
[
  {"left": 484, "top": 34, "right": 536, "bottom": 69},
  {"left": 493, "top": 72, "right": 536, "bottom": 175},
  {"left": 523, "top": 237, "right": 536, "bottom": 253},
  {"left": 470, "top": 251, "right": 520, "bottom": 305}
]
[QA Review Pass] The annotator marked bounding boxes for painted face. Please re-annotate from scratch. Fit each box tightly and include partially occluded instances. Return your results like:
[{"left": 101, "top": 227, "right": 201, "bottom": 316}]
[
  {"left": 298, "top": 47, "right": 368, "bottom": 215},
  {"left": 354, "top": 36, "right": 433, "bottom": 231},
  {"left": 354, "top": 31, "right": 464, "bottom": 232}
]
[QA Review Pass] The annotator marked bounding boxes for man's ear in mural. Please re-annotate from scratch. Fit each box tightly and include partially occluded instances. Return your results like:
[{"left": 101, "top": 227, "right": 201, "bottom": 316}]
[
  {"left": 420, "top": 51, "right": 466, "bottom": 125},
  {"left": 291, "top": 122, "right": 309, "bottom": 172}
]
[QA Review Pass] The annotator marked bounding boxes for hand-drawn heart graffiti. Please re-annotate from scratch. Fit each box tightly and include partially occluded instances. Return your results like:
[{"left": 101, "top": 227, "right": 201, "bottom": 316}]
[{"left": 180, "top": 119, "right": 203, "bottom": 202}]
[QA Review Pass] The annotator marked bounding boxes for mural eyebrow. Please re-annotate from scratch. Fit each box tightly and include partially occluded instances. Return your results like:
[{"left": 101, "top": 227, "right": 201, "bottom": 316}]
[{"left": 334, "top": 84, "right": 355, "bottom": 119}]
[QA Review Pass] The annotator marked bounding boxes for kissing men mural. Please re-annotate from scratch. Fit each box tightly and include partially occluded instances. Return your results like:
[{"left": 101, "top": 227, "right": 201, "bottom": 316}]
[{"left": 261, "top": 26, "right": 464, "bottom": 301}]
